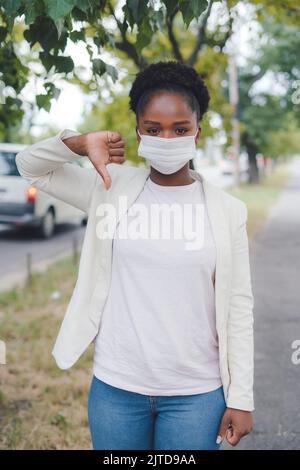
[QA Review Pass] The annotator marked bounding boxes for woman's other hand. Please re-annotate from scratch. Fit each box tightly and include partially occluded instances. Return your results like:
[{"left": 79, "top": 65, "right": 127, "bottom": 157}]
[{"left": 216, "top": 408, "right": 253, "bottom": 446}]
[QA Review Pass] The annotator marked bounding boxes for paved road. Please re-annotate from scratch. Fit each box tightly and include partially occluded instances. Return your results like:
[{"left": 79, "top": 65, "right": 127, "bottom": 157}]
[
  {"left": 0, "top": 223, "right": 86, "bottom": 292},
  {"left": 223, "top": 157, "right": 300, "bottom": 450}
]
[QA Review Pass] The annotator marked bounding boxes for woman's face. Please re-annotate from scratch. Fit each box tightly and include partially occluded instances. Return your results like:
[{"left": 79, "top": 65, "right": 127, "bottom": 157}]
[{"left": 136, "top": 91, "right": 201, "bottom": 142}]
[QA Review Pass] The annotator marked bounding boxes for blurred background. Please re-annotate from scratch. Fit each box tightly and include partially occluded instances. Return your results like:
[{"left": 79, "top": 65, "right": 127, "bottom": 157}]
[{"left": 0, "top": 0, "right": 300, "bottom": 450}]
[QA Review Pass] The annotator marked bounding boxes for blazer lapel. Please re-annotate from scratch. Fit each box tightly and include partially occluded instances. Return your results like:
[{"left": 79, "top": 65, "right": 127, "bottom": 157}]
[
  {"left": 112, "top": 167, "right": 151, "bottom": 228},
  {"left": 193, "top": 171, "right": 231, "bottom": 334}
]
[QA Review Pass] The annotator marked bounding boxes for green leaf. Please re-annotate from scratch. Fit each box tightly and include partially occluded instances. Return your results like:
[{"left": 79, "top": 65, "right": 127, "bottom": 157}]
[
  {"left": 190, "top": 0, "right": 208, "bottom": 18},
  {"left": 2, "top": 0, "right": 22, "bottom": 15},
  {"left": 122, "top": 4, "right": 134, "bottom": 30},
  {"left": 72, "top": 7, "right": 87, "bottom": 21},
  {"left": 105, "top": 64, "right": 118, "bottom": 83},
  {"left": 36, "top": 93, "right": 52, "bottom": 112},
  {"left": 39, "top": 51, "right": 54, "bottom": 72},
  {"left": 92, "top": 58, "right": 106, "bottom": 76},
  {"left": 179, "top": 0, "right": 208, "bottom": 27},
  {"left": 0, "top": 27, "right": 8, "bottom": 43},
  {"left": 163, "top": 0, "right": 179, "bottom": 16},
  {"left": 69, "top": 29, "right": 85, "bottom": 42},
  {"left": 74, "top": 0, "right": 90, "bottom": 12},
  {"left": 39, "top": 52, "right": 74, "bottom": 74},
  {"left": 23, "top": 0, "right": 44, "bottom": 25},
  {"left": 44, "top": 82, "right": 61, "bottom": 100},
  {"left": 106, "top": 32, "right": 115, "bottom": 49},
  {"left": 47, "top": 0, "right": 75, "bottom": 21},
  {"left": 53, "top": 56, "right": 74, "bottom": 73},
  {"left": 94, "top": 25, "right": 107, "bottom": 48},
  {"left": 24, "top": 18, "right": 58, "bottom": 51},
  {"left": 92, "top": 59, "right": 118, "bottom": 83},
  {"left": 36, "top": 82, "right": 61, "bottom": 111},
  {"left": 2, "top": 0, "right": 22, "bottom": 30},
  {"left": 179, "top": 1, "right": 194, "bottom": 28},
  {"left": 126, "top": 0, "right": 148, "bottom": 24},
  {"left": 136, "top": 18, "right": 153, "bottom": 53}
]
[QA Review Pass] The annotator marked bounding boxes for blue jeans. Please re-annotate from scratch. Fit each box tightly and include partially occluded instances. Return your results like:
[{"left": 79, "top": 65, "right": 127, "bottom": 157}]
[{"left": 88, "top": 375, "right": 226, "bottom": 450}]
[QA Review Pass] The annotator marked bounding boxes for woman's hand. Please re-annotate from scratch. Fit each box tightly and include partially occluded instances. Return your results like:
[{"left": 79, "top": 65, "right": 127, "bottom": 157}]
[
  {"left": 63, "top": 130, "right": 125, "bottom": 190},
  {"left": 216, "top": 408, "right": 253, "bottom": 446},
  {"left": 86, "top": 131, "right": 125, "bottom": 190}
]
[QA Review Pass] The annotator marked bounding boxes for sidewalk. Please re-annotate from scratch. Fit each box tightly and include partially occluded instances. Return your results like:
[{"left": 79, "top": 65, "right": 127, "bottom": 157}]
[{"left": 225, "top": 157, "right": 300, "bottom": 450}]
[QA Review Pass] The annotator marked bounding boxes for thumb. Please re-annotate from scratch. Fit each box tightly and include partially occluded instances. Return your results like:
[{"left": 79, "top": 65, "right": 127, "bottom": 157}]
[
  {"left": 96, "top": 163, "right": 112, "bottom": 190},
  {"left": 107, "top": 130, "right": 122, "bottom": 144},
  {"left": 216, "top": 411, "right": 231, "bottom": 445}
]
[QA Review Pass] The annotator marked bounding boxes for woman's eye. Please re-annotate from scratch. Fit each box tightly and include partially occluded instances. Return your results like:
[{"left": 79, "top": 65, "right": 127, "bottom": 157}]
[
  {"left": 176, "top": 128, "right": 188, "bottom": 135},
  {"left": 146, "top": 128, "right": 188, "bottom": 135}
]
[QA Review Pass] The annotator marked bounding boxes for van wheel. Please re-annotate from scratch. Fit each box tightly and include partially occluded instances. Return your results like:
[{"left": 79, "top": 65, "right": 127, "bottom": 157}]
[{"left": 39, "top": 208, "right": 55, "bottom": 238}]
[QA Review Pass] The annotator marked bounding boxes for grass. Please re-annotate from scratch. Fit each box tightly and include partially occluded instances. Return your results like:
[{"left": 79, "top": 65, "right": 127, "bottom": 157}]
[
  {"left": 0, "top": 160, "right": 291, "bottom": 449},
  {"left": 227, "top": 162, "right": 291, "bottom": 240},
  {"left": 0, "top": 257, "right": 93, "bottom": 450}
]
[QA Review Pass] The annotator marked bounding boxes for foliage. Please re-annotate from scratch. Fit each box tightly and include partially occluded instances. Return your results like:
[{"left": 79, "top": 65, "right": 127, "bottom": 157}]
[
  {"left": 0, "top": 0, "right": 210, "bottom": 118},
  {"left": 238, "top": 18, "right": 300, "bottom": 159}
]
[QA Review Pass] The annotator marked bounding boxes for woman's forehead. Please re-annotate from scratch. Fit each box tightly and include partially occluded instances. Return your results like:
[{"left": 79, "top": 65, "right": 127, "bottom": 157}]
[{"left": 140, "top": 92, "right": 195, "bottom": 122}]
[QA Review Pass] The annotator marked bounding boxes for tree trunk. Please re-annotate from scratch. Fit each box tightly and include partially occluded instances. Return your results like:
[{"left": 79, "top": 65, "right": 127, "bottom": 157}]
[{"left": 246, "top": 141, "right": 259, "bottom": 184}]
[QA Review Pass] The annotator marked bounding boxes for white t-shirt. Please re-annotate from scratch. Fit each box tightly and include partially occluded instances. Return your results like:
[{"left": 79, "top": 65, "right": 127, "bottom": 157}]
[{"left": 93, "top": 176, "right": 222, "bottom": 395}]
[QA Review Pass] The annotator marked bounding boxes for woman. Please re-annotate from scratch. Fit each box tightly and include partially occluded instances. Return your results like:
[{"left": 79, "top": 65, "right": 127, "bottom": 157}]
[{"left": 16, "top": 61, "right": 254, "bottom": 450}]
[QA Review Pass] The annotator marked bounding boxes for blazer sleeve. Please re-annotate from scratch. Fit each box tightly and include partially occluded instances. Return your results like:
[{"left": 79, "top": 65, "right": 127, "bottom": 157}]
[
  {"left": 15, "top": 129, "right": 98, "bottom": 214},
  {"left": 226, "top": 201, "right": 255, "bottom": 412}
]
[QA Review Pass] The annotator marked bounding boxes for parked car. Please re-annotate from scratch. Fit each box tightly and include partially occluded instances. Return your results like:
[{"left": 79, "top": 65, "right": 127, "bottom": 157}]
[
  {"left": 219, "top": 152, "right": 249, "bottom": 177},
  {"left": 0, "top": 143, "right": 87, "bottom": 238}
]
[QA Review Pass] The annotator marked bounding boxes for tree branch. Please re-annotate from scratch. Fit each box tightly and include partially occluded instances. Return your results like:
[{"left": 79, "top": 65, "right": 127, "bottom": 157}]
[
  {"left": 107, "top": 2, "right": 148, "bottom": 70},
  {"left": 166, "top": 6, "right": 184, "bottom": 63},
  {"left": 187, "top": 0, "right": 214, "bottom": 67},
  {"left": 219, "top": 9, "right": 233, "bottom": 52}
]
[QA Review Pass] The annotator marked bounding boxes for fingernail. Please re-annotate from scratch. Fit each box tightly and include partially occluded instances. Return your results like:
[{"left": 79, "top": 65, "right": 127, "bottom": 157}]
[{"left": 216, "top": 435, "right": 222, "bottom": 444}]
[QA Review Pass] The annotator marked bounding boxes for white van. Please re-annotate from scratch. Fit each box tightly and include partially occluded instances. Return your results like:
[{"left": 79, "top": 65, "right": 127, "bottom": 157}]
[{"left": 0, "top": 143, "right": 87, "bottom": 238}]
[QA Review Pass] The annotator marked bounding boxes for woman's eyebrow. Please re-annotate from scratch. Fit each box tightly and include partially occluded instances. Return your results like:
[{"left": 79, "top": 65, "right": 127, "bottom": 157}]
[
  {"left": 173, "top": 120, "right": 191, "bottom": 125},
  {"left": 143, "top": 120, "right": 191, "bottom": 125}
]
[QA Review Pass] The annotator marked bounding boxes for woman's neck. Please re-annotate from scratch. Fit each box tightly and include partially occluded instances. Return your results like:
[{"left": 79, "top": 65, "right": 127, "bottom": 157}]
[{"left": 149, "top": 163, "right": 195, "bottom": 186}]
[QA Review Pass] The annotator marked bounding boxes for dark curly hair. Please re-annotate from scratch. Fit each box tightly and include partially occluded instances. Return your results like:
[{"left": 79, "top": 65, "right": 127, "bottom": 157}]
[{"left": 129, "top": 60, "right": 210, "bottom": 123}]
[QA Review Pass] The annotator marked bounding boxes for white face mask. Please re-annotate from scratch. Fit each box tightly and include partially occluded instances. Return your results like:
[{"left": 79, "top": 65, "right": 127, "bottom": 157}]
[{"left": 137, "top": 128, "right": 198, "bottom": 175}]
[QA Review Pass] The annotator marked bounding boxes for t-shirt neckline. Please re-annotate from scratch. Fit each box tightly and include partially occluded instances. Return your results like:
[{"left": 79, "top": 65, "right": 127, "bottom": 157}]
[{"left": 146, "top": 176, "right": 199, "bottom": 191}]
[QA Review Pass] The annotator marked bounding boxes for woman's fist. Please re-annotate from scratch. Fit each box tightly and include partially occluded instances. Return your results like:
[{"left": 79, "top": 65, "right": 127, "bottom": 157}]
[{"left": 86, "top": 130, "right": 125, "bottom": 189}]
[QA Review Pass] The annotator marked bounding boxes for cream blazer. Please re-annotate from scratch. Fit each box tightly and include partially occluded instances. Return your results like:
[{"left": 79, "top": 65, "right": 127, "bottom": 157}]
[{"left": 16, "top": 129, "right": 255, "bottom": 412}]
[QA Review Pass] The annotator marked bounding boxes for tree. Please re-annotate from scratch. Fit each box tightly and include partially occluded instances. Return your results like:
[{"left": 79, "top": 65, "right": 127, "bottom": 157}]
[
  {"left": 0, "top": 1, "right": 214, "bottom": 116},
  {"left": 238, "top": 18, "right": 300, "bottom": 181},
  {"left": 0, "top": 0, "right": 235, "bottom": 167},
  {"left": 1, "top": 0, "right": 299, "bottom": 174}
]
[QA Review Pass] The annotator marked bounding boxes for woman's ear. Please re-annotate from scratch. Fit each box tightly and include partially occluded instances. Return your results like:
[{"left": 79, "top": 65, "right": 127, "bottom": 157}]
[{"left": 136, "top": 126, "right": 140, "bottom": 143}]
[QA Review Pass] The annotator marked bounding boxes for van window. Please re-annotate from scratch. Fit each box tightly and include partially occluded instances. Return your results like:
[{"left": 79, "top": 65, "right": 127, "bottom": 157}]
[{"left": 0, "top": 152, "right": 20, "bottom": 176}]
